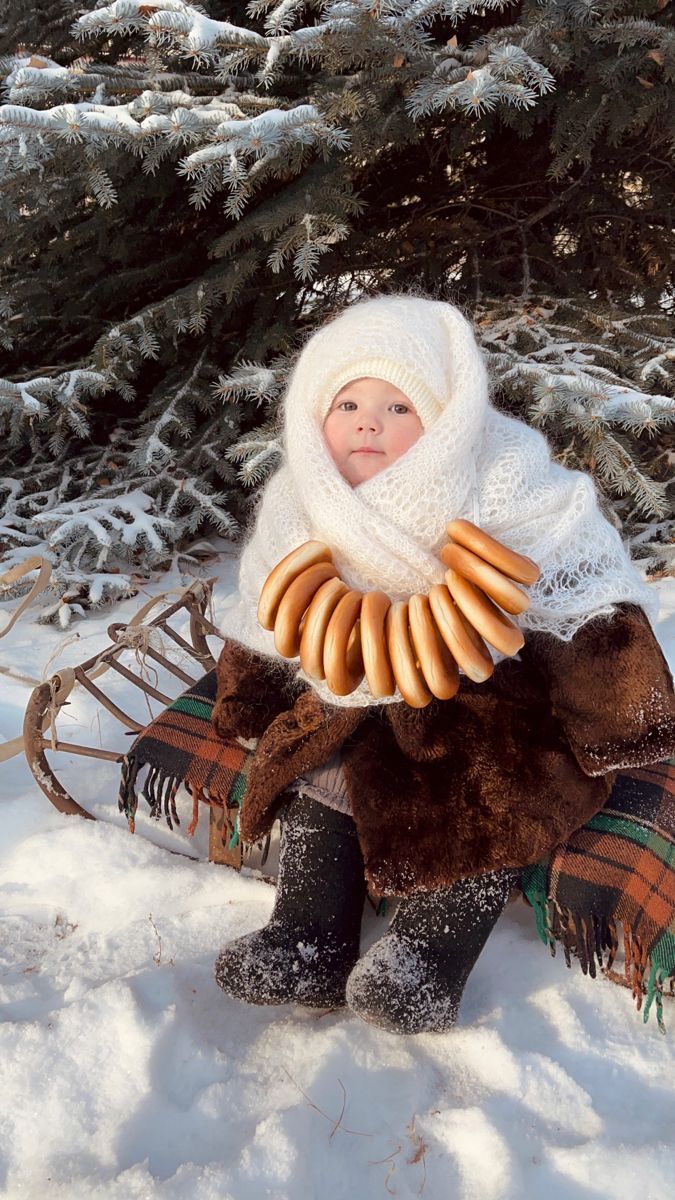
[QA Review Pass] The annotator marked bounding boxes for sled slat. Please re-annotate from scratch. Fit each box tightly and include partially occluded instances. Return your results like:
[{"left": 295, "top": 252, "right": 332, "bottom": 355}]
[
  {"left": 74, "top": 666, "right": 145, "bottom": 732},
  {"left": 106, "top": 658, "right": 173, "bottom": 705},
  {"left": 38, "top": 739, "right": 124, "bottom": 762},
  {"left": 160, "top": 623, "right": 215, "bottom": 666},
  {"left": 136, "top": 645, "right": 199, "bottom": 686}
]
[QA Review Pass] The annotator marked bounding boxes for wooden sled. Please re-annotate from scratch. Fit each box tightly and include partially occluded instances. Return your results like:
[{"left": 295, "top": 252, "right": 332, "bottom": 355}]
[{"left": 21, "top": 577, "right": 268, "bottom": 871}]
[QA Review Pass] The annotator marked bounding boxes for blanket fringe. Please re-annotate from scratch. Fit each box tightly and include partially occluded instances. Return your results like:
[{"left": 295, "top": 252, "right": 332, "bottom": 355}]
[
  {"left": 118, "top": 747, "right": 246, "bottom": 848},
  {"left": 140, "top": 763, "right": 183, "bottom": 831},
  {"left": 117, "top": 752, "right": 271, "bottom": 865},
  {"left": 118, "top": 753, "right": 228, "bottom": 837},
  {"left": 525, "top": 874, "right": 672, "bottom": 1033},
  {"left": 117, "top": 753, "right": 140, "bottom": 833},
  {"left": 183, "top": 778, "right": 240, "bottom": 847}
]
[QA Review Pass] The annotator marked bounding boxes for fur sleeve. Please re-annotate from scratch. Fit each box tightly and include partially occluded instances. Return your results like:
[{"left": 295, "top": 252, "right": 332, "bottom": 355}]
[
  {"left": 523, "top": 602, "right": 675, "bottom": 775},
  {"left": 212, "top": 637, "right": 300, "bottom": 741}
]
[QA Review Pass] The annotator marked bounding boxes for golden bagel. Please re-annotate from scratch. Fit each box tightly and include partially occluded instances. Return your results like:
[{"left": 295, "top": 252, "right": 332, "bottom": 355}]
[
  {"left": 445, "top": 519, "right": 540, "bottom": 586},
  {"left": 360, "top": 591, "right": 396, "bottom": 698},
  {"left": 445, "top": 569, "right": 525, "bottom": 657},
  {"left": 299, "top": 576, "right": 350, "bottom": 680},
  {"left": 346, "top": 617, "right": 364, "bottom": 678},
  {"left": 258, "top": 540, "right": 333, "bottom": 631},
  {"left": 273, "top": 561, "right": 338, "bottom": 658},
  {"left": 408, "top": 593, "right": 460, "bottom": 700},
  {"left": 386, "top": 600, "right": 434, "bottom": 708},
  {"left": 427, "top": 584, "right": 494, "bottom": 683},
  {"left": 323, "top": 590, "right": 365, "bottom": 696},
  {"left": 439, "top": 542, "right": 531, "bottom": 615}
]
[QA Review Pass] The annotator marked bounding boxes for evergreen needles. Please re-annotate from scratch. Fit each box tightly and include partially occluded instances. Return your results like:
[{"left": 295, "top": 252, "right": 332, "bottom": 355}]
[{"left": 0, "top": 0, "right": 672, "bottom": 621}]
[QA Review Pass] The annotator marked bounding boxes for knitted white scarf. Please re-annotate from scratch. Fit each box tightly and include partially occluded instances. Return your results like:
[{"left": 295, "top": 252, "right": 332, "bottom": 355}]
[{"left": 219, "top": 295, "right": 657, "bottom": 708}]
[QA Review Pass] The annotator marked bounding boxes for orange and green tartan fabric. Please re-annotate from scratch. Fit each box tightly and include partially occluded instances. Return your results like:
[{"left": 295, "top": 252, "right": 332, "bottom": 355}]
[
  {"left": 522, "top": 758, "right": 675, "bottom": 1032},
  {"left": 118, "top": 668, "right": 254, "bottom": 848}
]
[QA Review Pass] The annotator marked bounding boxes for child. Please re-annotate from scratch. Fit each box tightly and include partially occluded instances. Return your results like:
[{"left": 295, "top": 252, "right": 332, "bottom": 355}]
[{"left": 212, "top": 293, "right": 675, "bottom": 1033}]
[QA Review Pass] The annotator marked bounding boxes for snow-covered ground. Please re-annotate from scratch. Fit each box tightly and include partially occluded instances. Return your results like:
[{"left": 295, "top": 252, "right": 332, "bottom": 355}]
[{"left": 1, "top": 549, "right": 674, "bottom": 1200}]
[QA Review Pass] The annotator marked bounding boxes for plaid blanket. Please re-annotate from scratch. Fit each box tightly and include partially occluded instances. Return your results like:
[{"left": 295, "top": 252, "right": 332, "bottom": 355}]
[
  {"left": 521, "top": 758, "right": 675, "bottom": 1032},
  {"left": 117, "top": 669, "right": 675, "bottom": 1032},
  {"left": 118, "top": 669, "right": 253, "bottom": 850}
]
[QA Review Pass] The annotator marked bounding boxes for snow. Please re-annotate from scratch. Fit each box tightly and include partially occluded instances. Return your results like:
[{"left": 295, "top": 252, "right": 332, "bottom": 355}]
[{"left": 1, "top": 550, "right": 674, "bottom": 1199}]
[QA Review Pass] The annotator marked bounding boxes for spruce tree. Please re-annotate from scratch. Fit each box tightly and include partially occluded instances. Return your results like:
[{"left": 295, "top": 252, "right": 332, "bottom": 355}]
[{"left": 1, "top": 0, "right": 672, "bottom": 624}]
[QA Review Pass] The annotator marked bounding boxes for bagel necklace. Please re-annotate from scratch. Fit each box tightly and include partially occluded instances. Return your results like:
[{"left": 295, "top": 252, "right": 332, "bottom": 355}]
[{"left": 258, "top": 520, "right": 541, "bottom": 708}]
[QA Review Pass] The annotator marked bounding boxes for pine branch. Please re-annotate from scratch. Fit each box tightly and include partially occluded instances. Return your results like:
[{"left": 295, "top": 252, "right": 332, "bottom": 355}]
[{"left": 1, "top": 0, "right": 673, "bottom": 620}]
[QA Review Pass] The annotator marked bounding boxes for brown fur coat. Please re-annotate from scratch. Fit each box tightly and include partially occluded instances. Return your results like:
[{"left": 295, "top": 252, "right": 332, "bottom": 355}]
[{"left": 212, "top": 603, "right": 675, "bottom": 897}]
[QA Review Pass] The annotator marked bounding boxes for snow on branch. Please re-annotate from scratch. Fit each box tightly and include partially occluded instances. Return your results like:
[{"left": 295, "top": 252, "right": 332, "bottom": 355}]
[
  {"left": 1, "top": 87, "right": 349, "bottom": 220},
  {"left": 213, "top": 361, "right": 280, "bottom": 406},
  {"left": 0, "top": 370, "right": 107, "bottom": 435},
  {"left": 0, "top": 425, "right": 241, "bottom": 623},
  {"left": 176, "top": 103, "right": 349, "bottom": 215},
  {"left": 0, "top": 0, "right": 556, "bottom": 220},
  {"left": 259, "top": 0, "right": 309, "bottom": 36},
  {"left": 130, "top": 353, "right": 209, "bottom": 470},
  {"left": 0, "top": 101, "right": 145, "bottom": 145},
  {"left": 146, "top": 8, "right": 269, "bottom": 54},
  {"left": 75, "top": 0, "right": 270, "bottom": 58},
  {"left": 478, "top": 299, "right": 674, "bottom": 519},
  {"left": 224, "top": 424, "right": 283, "bottom": 488},
  {"left": 180, "top": 104, "right": 349, "bottom": 170},
  {"left": 486, "top": 43, "right": 556, "bottom": 94},
  {"left": 32, "top": 488, "right": 174, "bottom": 553},
  {"left": 75, "top": 0, "right": 187, "bottom": 39},
  {"left": 165, "top": 477, "right": 239, "bottom": 534},
  {"left": 407, "top": 61, "right": 548, "bottom": 120}
]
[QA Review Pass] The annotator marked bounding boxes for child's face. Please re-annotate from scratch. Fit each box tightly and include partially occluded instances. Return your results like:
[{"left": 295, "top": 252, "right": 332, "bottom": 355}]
[{"left": 322, "top": 377, "right": 424, "bottom": 487}]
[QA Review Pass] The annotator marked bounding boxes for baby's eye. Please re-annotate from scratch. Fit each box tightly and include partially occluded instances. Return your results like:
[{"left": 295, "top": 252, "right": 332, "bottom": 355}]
[
  {"left": 391, "top": 404, "right": 410, "bottom": 414},
  {"left": 338, "top": 401, "right": 357, "bottom": 411}
]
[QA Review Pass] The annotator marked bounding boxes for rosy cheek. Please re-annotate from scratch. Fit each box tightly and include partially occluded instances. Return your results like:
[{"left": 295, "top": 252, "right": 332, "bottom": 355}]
[{"left": 323, "top": 425, "right": 348, "bottom": 462}]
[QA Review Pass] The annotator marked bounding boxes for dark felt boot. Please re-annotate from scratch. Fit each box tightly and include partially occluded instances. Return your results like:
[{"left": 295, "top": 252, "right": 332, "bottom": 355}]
[
  {"left": 346, "top": 868, "right": 518, "bottom": 1033},
  {"left": 215, "top": 793, "right": 366, "bottom": 1009}
]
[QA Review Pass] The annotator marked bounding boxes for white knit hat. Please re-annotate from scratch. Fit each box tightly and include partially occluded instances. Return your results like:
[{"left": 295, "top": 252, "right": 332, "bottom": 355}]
[
  {"left": 320, "top": 356, "right": 442, "bottom": 430},
  {"left": 296, "top": 294, "right": 458, "bottom": 431}
]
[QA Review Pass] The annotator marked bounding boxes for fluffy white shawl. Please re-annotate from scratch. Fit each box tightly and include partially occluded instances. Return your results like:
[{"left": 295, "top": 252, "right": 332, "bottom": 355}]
[{"left": 219, "top": 295, "right": 657, "bottom": 708}]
